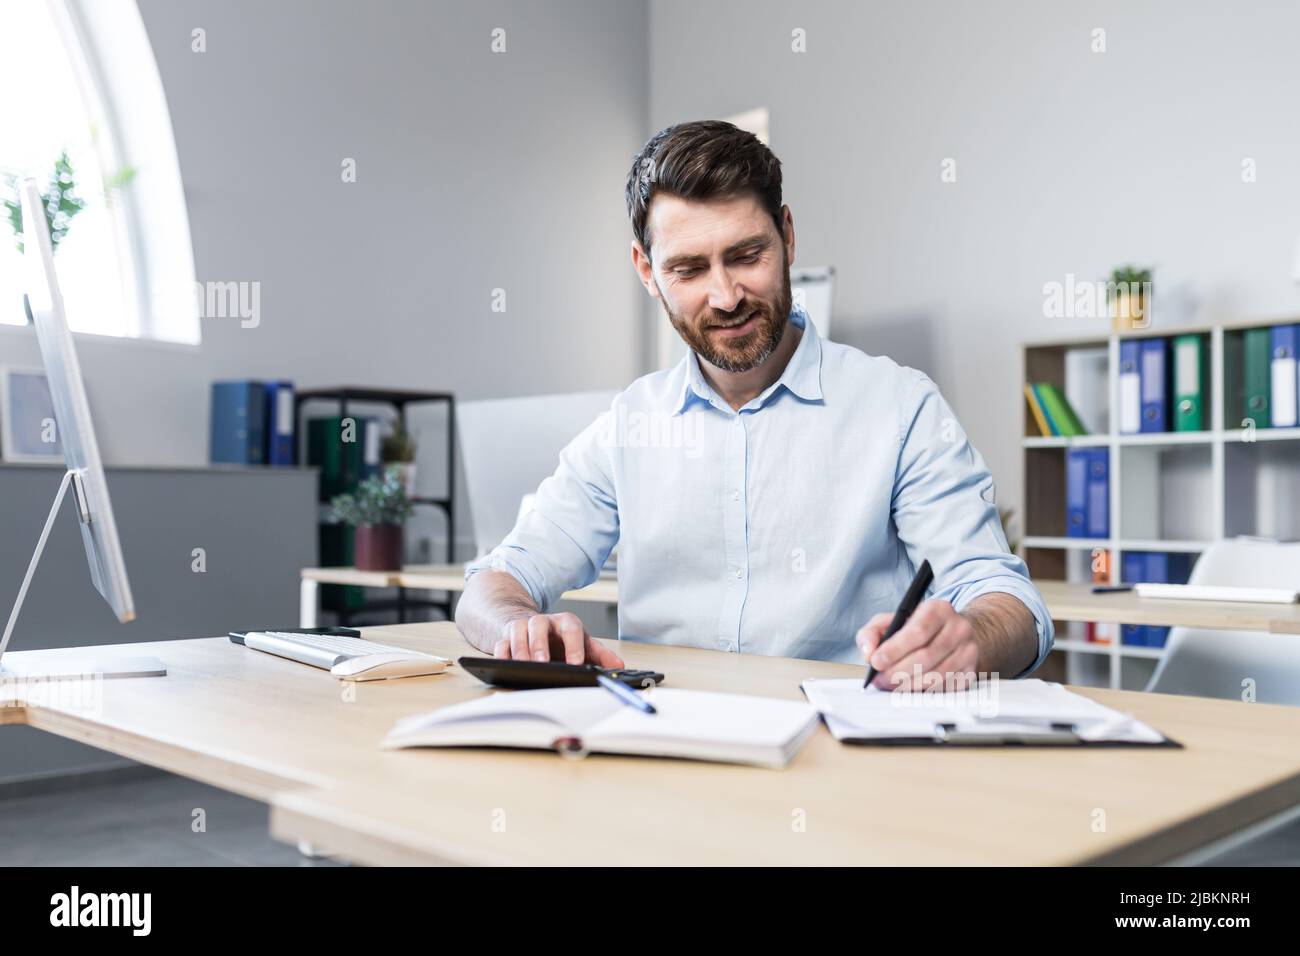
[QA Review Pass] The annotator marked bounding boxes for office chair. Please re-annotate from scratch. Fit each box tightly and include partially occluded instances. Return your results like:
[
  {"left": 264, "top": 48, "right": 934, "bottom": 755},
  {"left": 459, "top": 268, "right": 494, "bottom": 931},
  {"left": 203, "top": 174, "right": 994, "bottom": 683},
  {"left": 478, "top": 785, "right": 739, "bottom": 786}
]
[{"left": 1146, "top": 539, "right": 1300, "bottom": 705}]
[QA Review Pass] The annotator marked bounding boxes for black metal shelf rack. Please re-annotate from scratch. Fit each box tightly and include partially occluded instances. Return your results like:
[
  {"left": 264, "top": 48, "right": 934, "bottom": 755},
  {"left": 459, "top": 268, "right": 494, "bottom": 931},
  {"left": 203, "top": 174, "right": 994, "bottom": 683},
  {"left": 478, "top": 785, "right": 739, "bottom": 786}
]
[{"left": 295, "top": 386, "right": 456, "bottom": 625}]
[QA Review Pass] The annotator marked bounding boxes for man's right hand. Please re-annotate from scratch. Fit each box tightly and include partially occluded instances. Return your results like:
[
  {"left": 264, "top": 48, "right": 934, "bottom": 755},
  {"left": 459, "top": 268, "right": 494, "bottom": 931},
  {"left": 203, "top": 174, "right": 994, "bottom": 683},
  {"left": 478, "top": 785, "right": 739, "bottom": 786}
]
[{"left": 494, "top": 612, "right": 625, "bottom": 667}]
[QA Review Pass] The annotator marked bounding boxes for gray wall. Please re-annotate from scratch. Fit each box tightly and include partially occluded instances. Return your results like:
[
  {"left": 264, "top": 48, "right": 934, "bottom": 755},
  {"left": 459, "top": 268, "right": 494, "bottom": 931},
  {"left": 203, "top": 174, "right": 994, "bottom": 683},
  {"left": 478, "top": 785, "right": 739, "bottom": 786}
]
[
  {"left": 9, "top": 0, "right": 1299, "bottom": 544},
  {"left": 0, "top": 464, "right": 316, "bottom": 784},
  {"left": 0, "top": 0, "right": 650, "bottom": 787},
  {"left": 648, "top": 0, "right": 1300, "bottom": 516},
  {"left": 2, "top": 0, "right": 651, "bottom": 558},
  {"left": 10, "top": 1, "right": 1298, "bottom": 674}
]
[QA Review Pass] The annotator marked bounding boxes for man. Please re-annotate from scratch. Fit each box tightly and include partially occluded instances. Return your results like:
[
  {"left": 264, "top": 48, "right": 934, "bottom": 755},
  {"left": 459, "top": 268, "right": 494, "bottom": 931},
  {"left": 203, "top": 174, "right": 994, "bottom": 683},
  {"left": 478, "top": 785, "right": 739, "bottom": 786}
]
[{"left": 456, "top": 120, "right": 1052, "bottom": 690}]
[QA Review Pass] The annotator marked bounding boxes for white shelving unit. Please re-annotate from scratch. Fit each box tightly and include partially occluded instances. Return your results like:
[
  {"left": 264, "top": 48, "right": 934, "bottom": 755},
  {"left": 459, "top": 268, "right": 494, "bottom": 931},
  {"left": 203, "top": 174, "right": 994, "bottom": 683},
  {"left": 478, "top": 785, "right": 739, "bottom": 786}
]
[{"left": 1021, "top": 318, "right": 1300, "bottom": 690}]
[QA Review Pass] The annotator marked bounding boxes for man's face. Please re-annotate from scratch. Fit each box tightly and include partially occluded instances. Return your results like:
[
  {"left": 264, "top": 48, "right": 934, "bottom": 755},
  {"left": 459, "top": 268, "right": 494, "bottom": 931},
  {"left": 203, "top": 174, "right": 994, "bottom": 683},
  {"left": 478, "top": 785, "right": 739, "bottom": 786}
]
[{"left": 634, "top": 194, "right": 794, "bottom": 373}]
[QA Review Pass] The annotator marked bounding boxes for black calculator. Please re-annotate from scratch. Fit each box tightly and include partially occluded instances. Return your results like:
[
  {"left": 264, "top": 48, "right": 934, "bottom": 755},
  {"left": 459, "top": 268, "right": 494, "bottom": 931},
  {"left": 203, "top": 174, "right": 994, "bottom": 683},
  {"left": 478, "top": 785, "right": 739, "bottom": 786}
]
[{"left": 458, "top": 656, "right": 664, "bottom": 690}]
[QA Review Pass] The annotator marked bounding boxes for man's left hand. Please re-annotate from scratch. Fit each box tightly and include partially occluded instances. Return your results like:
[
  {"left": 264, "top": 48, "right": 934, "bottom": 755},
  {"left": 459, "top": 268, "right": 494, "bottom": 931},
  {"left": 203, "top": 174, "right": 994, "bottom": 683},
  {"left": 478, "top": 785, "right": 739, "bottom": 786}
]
[{"left": 855, "top": 598, "right": 980, "bottom": 692}]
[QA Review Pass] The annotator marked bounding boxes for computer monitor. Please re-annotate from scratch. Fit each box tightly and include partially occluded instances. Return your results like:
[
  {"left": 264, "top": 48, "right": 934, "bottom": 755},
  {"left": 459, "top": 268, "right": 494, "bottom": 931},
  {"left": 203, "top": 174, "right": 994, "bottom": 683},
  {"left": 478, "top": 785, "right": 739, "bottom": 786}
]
[
  {"left": 457, "top": 390, "right": 617, "bottom": 563},
  {"left": 791, "top": 265, "right": 835, "bottom": 341},
  {"left": 0, "top": 178, "right": 159, "bottom": 679}
]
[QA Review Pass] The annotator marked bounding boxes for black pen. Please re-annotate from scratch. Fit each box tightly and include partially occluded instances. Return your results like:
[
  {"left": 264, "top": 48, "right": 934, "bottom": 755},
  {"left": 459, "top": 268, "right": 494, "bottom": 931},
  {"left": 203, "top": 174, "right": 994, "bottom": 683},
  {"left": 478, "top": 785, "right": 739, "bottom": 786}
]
[{"left": 864, "top": 559, "right": 934, "bottom": 689}]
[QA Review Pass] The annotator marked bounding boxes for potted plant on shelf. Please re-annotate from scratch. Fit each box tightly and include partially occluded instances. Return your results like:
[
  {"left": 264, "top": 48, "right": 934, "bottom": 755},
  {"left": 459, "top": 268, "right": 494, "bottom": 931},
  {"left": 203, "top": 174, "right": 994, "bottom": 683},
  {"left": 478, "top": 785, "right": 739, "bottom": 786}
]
[
  {"left": 330, "top": 464, "right": 413, "bottom": 571},
  {"left": 381, "top": 419, "right": 418, "bottom": 498},
  {"left": 1107, "top": 265, "right": 1153, "bottom": 331}
]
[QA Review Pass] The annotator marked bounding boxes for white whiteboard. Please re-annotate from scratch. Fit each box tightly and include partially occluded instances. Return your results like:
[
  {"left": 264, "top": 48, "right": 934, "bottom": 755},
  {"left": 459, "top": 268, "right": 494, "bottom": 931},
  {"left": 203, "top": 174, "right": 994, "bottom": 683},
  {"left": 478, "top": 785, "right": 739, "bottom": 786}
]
[{"left": 791, "top": 266, "right": 835, "bottom": 341}]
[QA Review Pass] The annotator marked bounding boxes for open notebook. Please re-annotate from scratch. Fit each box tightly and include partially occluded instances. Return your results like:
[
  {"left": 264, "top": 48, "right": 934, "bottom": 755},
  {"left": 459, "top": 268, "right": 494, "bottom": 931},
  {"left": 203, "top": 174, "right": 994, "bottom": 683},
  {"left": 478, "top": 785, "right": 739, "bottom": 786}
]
[
  {"left": 801, "top": 678, "right": 1176, "bottom": 747},
  {"left": 383, "top": 687, "right": 821, "bottom": 769}
]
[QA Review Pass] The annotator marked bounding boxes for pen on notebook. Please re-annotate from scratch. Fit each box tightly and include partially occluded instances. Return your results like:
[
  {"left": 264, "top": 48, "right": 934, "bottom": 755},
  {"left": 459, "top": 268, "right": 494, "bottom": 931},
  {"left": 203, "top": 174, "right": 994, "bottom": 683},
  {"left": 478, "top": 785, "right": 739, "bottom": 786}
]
[
  {"left": 595, "top": 674, "right": 657, "bottom": 715},
  {"left": 863, "top": 559, "right": 934, "bottom": 689}
]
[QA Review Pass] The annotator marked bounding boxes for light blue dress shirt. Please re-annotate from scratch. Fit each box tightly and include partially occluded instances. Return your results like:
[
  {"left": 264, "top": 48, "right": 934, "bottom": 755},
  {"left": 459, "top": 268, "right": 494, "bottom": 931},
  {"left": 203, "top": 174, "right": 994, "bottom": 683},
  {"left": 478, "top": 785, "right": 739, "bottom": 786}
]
[{"left": 466, "top": 306, "right": 1053, "bottom": 673}]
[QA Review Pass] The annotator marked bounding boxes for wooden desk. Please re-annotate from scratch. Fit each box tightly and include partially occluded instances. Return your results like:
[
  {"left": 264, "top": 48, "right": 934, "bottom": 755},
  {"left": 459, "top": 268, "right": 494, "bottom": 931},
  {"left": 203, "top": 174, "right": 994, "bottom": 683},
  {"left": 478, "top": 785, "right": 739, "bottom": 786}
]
[
  {"left": 4, "top": 622, "right": 1300, "bottom": 866},
  {"left": 299, "top": 564, "right": 619, "bottom": 627},
  {"left": 399, "top": 564, "right": 619, "bottom": 604},
  {"left": 1036, "top": 580, "right": 1300, "bottom": 688},
  {"left": 302, "top": 572, "right": 1299, "bottom": 633},
  {"left": 1037, "top": 580, "right": 1300, "bottom": 635}
]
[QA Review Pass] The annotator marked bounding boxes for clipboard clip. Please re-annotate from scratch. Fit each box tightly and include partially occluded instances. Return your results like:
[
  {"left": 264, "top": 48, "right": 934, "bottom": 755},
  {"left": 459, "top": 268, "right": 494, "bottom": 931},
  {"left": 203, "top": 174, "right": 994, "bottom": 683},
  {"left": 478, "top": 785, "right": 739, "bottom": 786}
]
[{"left": 933, "top": 722, "right": 1083, "bottom": 745}]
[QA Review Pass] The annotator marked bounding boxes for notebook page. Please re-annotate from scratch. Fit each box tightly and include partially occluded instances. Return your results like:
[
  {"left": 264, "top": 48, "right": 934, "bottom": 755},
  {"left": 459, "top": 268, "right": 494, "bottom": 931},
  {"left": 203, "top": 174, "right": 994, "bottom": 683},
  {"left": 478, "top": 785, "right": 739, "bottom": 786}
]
[
  {"left": 804, "top": 684, "right": 950, "bottom": 739},
  {"left": 387, "top": 687, "right": 623, "bottom": 740},
  {"left": 802, "top": 678, "right": 1165, "bottom": 743},
  {"left": 589, "top": 689, "right": 819, "bottom": 766}
]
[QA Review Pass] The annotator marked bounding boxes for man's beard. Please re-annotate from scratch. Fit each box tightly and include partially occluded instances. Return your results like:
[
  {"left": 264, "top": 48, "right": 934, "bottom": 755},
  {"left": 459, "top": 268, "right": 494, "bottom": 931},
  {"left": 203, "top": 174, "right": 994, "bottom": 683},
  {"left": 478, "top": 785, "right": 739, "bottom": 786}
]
[{"left": 664, "top": 265, "right": 792, "bottom": 374}]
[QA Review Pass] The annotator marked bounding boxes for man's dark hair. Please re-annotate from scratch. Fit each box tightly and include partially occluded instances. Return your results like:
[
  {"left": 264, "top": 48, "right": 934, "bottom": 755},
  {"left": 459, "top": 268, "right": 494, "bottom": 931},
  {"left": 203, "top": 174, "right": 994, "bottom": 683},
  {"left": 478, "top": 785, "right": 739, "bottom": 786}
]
[{"left": 625, "top": 120, "right": 783, "bottom": 261}]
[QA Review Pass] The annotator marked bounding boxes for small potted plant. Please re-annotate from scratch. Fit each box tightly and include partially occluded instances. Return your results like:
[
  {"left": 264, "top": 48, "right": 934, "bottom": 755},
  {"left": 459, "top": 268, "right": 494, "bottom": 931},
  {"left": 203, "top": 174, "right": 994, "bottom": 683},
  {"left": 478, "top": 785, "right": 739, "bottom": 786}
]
[
  {"left": 1107, "top": 265, "right": 1153, "bottom": 331},
  {"left": 330, "top": 464, "right": 414, "bottom": 571},
  {"left": 380, "top": 419, "right": 418, "bottom": 498}
]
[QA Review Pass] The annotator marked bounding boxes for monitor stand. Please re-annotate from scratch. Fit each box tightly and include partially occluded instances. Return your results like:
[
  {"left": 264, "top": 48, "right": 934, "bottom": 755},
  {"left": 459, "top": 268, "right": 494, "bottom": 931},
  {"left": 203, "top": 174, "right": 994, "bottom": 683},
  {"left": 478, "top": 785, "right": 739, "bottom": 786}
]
[{"left": 0, "top": 469, "right": 165, "bottom": 681}]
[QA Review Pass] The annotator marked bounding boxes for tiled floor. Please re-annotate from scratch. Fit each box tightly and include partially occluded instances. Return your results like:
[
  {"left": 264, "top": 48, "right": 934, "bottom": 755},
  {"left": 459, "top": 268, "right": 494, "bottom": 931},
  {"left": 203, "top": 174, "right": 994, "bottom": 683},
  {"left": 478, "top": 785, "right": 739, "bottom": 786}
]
[
  {"left": 0, "top": 770, "right": 341, "bottom": 867},
  {"left": 0, "top": 768, "right": 1296, "bottom": 865},
  {"left": 1196, "top": 813, "right": 1300, "bottom": 866}
]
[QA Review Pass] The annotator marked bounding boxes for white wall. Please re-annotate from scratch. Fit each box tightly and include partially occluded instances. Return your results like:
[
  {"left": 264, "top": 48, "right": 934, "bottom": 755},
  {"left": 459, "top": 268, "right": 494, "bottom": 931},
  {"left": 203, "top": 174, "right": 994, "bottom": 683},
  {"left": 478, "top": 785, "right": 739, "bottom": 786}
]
[
  {"left": 2, "top": 0, "right": 649, "bottom": 479},
  {"left": 9, "top": 0, "right": 1300, "bottom": 537},
  {"left": 648, "top": 0, "right": 1300, "bottom": 516}
]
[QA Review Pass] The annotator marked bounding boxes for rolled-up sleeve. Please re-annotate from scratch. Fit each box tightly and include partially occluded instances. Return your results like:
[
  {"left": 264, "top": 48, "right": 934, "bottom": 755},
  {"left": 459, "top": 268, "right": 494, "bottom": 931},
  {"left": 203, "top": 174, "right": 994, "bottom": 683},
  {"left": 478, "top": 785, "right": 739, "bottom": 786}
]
[
  {"left": 891, "top": 370, "right": 1054, "bottom": 676},
  {"left": 463, "top": 406, "right": 620, "bottom": 613}
]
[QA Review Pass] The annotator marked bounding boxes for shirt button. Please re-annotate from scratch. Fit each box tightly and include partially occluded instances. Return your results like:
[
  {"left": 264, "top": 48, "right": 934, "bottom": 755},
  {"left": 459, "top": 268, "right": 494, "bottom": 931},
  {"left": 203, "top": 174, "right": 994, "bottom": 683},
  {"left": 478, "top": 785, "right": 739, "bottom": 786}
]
[
  {"left": 734, "top": 568, "right": 744, "bottom": 579},
  {"left": 731, "top": 489, "right": 740, "bottom": 501}
]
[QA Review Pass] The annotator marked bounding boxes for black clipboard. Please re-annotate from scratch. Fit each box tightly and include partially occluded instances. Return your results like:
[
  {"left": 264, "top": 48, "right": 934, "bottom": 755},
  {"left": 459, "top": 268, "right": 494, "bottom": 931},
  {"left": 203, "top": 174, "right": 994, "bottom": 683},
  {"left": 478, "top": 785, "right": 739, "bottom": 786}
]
[
  {"left": 800, "top": 680, "right": 1183, "bottom": 748},
  {"left": 833, "top": 721, "right": 1183, "bottom": 748}
]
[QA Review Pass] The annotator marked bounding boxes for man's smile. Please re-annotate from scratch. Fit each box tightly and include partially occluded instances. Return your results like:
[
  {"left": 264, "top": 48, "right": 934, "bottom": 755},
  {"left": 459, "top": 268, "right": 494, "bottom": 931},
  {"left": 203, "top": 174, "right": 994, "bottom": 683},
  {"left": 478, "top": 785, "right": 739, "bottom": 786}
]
[{"left": 709, "top": 309, "right": 761, "bottom": 338}]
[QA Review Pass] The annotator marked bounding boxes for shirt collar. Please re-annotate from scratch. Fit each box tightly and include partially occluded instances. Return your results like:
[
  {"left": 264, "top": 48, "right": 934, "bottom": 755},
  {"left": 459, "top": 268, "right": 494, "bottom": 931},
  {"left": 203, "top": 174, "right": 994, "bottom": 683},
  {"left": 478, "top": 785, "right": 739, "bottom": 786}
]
[{"left": 671, "top": 304, "right": 824, "bottom": 416}]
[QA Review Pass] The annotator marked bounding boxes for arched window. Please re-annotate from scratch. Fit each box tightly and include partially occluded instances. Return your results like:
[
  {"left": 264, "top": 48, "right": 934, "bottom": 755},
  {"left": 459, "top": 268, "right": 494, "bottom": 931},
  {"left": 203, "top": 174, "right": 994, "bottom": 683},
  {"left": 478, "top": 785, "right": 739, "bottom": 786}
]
[{"left": 1, "top": 0, "right": 198, "bottom": 344}]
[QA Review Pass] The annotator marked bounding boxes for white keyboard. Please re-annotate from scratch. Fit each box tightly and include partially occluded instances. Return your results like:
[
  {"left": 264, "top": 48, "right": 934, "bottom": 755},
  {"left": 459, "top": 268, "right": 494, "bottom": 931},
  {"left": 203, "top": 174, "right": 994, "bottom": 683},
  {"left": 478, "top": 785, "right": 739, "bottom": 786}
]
[
  {"left": 1134, "top": 584, "right": 1300, "bottom": 605},
  {"left": 243, "top": 631, "right": 452, "bottom": 681}
]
